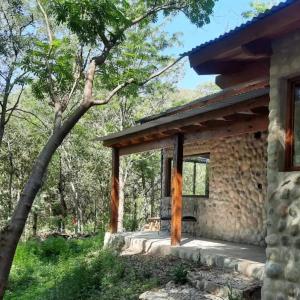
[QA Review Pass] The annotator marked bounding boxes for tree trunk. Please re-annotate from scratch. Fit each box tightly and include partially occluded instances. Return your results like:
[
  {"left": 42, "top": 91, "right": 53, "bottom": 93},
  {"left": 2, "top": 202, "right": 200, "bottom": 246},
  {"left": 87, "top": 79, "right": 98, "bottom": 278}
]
[
  {"left": 7, "top": 143, "right": 14, "bottom": 217},
  {"left": 58, "top": 155, "right": 67, "bottom": 232},
  {"left": 0, "top": 70, "right": 13, "bottom": 148},
  {"left": 0, "top": 104, "right": 90, "bottom": 298},
  {"left": 32, "top": 212, "right": 38, "bottom": 237}
]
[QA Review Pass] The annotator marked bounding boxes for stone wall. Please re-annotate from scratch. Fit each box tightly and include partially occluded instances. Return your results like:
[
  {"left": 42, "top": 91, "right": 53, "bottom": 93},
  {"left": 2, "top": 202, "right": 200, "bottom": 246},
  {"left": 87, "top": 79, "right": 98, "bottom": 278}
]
[
  {"left": 262, "top": 31, "right": 300, "bottom": 299},
  {"left": 162, "top": 132, "right": 268, "bottom": 246}
]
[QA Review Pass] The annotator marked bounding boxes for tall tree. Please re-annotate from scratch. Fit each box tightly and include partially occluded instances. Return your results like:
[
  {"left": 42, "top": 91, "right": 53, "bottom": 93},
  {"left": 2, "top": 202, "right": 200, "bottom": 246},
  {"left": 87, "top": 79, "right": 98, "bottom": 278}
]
[
  {"left": 0, "top": 0, "right": 216, "bottom": 296},
  {"left": 0, "top": 0, "right": 33, "bottom": 147}
]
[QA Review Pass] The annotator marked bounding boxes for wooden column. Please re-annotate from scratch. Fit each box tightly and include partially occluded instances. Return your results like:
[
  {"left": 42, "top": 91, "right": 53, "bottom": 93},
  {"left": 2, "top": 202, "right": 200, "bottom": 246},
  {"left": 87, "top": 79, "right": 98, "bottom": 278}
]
[
  {"left": 110, "top": 147, "right": 119, "bottom": 233},
  {"left": 171, "top": 134, "right": 183, "bottom": 246}
]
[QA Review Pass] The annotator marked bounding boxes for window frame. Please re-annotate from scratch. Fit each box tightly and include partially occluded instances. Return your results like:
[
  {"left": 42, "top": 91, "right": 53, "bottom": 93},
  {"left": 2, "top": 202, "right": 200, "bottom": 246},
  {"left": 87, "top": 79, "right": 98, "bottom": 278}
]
[
  {"left": 285, "top": 76, "right": 300, "bottom": 171},
  {"left": 166, "top": 154, "right": 210, "bottom": 198}
]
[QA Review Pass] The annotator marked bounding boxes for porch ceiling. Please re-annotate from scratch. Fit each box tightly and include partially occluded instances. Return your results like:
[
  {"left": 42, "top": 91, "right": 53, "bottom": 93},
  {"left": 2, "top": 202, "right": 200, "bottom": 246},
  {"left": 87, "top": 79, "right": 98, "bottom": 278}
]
[{"left": 99, "top": 87, "right": 269, "bottom": 156}]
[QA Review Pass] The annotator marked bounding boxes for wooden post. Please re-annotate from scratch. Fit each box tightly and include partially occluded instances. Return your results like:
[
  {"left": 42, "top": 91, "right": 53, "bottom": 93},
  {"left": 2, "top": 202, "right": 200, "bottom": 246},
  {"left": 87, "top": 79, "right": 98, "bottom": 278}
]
[
  {"left": 171, "top": 134, "right": 183, "bottom": 246},
  {"left": 110, "top": 147, "right": 119, "bottom": 233}
]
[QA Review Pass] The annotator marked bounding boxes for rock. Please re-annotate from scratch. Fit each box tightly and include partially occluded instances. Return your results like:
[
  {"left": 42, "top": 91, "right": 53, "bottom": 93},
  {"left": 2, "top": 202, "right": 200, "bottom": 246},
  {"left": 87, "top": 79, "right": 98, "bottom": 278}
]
[
  {"left": 139, "top": 284, "right": 223, "bottom": 300},
  {"left": 265, "top": 262, "right": 283, "bottom": 279},
  {"left": 277, "top": 220, "right": 286, "bottom": 232},
  {"left": 103, "top": 232, "right": 125, "bottom": 251},
  {"left": 284, "top": 260, "right": 300, "bottom": 282},
  {"left": 139, "top": 290, "right": 169, "bottom": 300},
  {"left": 294, "top": 238, "right": 300, "bottom": 249},
  {"left": 265, "top": 234, "right": 279, "bottom": 246}
]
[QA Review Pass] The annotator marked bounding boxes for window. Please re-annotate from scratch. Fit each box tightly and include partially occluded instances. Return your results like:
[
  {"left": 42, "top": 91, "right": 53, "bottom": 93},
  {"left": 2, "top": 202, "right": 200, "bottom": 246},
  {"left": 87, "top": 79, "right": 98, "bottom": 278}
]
[
  {"left": 166, "top": 154, "right": 209, "bottom": 197},
  {"left": 286, "top": 77, "right": 300, "bottom": 170},
  {"left": 182, "top": 155, "right": 210, "bottom": 197}
]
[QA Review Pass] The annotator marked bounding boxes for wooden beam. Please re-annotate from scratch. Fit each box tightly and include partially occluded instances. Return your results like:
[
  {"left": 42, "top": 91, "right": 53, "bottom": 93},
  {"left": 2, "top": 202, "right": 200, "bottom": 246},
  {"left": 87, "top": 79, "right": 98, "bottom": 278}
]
[
  {"left": 110, "top": 147, "right": 119, "bottom": 233},
  {"left": 171, "top": 134, "right": 183, "bottom": 246},
  {"left": 103, "top": 93, "right": 269, "bottom": 147},
  {"left": 184, "top": 114, "right": 268, "bottom": 144},
  {"left": 189, "top": 1, "right": 300, "bottom": 68},
  {"left": 241, "top": 38, "right": 272, "bottom": 57},
  {"left": 119, "top": 137, "right": 174, "bottom": 156},
  {"left": 194, "top": 60, "right": 247, "bottom": 75},
  {"left": 118, "top": 114, "right": 268, "bottom": 156},
  {"left": 215, "top": 61, "right": 270, "bottom": 88}
]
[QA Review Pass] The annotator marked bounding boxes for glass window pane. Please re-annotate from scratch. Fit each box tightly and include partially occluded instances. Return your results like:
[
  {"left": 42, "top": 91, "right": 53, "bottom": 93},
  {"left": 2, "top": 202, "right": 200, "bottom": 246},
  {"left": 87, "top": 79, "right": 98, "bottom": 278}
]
[
  {"left": 182, "top": 162, "right": 194, "bottom": 195},
  {"left": 195, "top": 163, "right": 207, "bottom": 195},
  {"left": 293, "top": 86, "right": 300, "bottom": 166}
]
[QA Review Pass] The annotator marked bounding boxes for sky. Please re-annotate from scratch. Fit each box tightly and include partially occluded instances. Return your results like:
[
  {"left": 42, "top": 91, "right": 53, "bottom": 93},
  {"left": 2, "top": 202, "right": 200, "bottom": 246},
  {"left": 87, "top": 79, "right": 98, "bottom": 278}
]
[{"left": 163, "top": 0, "right": 256, "bottom": 89}]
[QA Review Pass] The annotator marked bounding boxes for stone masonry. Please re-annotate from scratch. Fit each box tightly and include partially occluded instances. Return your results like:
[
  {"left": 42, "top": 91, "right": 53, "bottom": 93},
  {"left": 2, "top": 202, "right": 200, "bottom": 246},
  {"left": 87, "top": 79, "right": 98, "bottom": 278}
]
[
  {"left": 262, "top": 31, "right": 300, "bottom": 299},
  {"left": 162, "top": 132, "right": 267, "bottom": 246}
]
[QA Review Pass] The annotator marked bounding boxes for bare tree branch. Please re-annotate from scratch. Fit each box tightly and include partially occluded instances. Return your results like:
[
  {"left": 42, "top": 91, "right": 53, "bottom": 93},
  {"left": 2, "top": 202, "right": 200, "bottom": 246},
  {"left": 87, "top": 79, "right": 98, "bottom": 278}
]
[
  {"left": 131, "top": 2, "right": 187, "bottom": 26},
  {"left": 92, "top": 78, "right": 135, "bottom": 106},
  {"left": 5, "top": 84, "right": 24, "bottom": 124},
  {"left": 139, "top": 56, "right": 184, "bottom": 85},
  {"left": 10, "top": 108, "right": 49, "bottom": 130},
  {"left": 92, "top": 56, "right": 184, "bottom": 106},
  {"left": 8, "top": 71, "right": 27, "bottom": 94},
  {"left": 37, "top": 0, "right": 53, "bottom": 44},
  {"left": 9, "top": 113, "right": 46, "bottom": 131}
]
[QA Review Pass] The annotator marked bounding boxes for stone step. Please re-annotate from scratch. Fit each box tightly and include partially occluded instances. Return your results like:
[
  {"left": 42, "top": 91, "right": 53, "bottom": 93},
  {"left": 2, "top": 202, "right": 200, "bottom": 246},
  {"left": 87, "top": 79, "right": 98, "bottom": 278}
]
[
  {"left": 139, "top": 281, "right": 223, "bottom": 300},
  {"left": 187, "top": 268, "right": 262, "bottom": 300}
]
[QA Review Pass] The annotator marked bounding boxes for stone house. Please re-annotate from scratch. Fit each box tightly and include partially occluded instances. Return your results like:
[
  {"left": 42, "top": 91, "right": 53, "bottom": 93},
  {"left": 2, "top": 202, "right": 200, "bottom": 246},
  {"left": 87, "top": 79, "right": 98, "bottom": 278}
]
[{"left": 100, "top": 1, "right": 300, "bottom": 298}]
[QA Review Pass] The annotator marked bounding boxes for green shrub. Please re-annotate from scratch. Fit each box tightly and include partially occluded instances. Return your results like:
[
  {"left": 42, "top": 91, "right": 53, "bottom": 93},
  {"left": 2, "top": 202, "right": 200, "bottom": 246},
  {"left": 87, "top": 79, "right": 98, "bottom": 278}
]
[
  {"left": 5, "top": 233, "right": 159, "bottom": 300},
  {"left": 171, "top": 265, "right": 188, "bottom": 284}
]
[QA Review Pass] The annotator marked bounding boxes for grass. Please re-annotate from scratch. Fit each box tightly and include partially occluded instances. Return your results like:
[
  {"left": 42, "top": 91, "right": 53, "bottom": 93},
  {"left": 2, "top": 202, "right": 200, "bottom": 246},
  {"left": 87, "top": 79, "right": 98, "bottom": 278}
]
[{"left": 5, "top": 234, "right": 160, "bottom": 300}]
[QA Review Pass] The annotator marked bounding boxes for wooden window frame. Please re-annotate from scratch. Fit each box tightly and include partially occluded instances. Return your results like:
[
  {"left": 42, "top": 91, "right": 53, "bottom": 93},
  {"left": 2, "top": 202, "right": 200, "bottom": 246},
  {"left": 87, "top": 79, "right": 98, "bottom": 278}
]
[
  {"left": 285, "top": 77, "right": 300, "bottom": 171},
  {"left": 167, "top": 154, "right": 210, "bottom": 197}
]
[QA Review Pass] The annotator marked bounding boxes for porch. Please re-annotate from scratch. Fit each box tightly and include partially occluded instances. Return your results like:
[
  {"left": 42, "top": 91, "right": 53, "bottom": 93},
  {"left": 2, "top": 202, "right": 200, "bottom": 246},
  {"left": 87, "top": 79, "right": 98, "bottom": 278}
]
[
  {"left": 99, "top": 81, "right": 269, "bottom": 247},
  {"left": 118, "top": 231, "right": 265, "bottom": 281}
]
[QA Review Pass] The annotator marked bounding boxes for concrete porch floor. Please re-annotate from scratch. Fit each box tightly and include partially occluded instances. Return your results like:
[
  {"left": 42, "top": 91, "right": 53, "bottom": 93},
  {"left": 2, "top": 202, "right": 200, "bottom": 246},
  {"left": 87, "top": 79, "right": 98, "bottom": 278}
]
[{"left": 121, "top": 231, "right": 266, "bottom": 281}]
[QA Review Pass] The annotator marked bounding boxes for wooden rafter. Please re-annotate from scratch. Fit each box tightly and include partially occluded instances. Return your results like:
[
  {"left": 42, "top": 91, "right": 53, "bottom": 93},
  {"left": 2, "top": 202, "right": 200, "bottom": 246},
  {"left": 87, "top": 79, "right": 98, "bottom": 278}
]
[{"left": 101, "top": 91, "right": 269, "bottom": 147}]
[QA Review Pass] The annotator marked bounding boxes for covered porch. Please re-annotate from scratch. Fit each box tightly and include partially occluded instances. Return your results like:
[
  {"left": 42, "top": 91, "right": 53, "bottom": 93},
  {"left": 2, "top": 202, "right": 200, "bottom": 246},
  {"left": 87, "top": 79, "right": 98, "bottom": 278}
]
[
  {"left": 99, "top": 81, "right": 269, "bottom": 247},
  {"left": 120, "top": 231, "right": 265, "bottom": 280}
]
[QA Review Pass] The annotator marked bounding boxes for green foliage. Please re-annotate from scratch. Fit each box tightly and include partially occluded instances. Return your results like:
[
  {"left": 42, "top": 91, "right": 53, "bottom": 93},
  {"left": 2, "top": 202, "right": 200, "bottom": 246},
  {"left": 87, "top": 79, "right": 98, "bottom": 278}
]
[
  {"left": 23, "top": 37, "right": 78, "bottom": 100},
  {"left": 49, "top": 0, "right": 131, "bottom": 45},
  {"left": 6, "top": 234, "right": 161, "bottom": 300},
  {"left": 242, "top": 0, "right": 279, "bottom": 19},
  {"left": 171, "top": 264, "right": 188, "bottom": 284},
  {"left": 49, "top": 0, "right": 216, "bottom": 46}
]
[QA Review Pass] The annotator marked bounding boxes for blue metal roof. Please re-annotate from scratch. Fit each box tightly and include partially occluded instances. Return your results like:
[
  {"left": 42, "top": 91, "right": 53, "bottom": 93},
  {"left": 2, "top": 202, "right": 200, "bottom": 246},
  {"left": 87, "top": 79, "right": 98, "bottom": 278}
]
[{"left": 181, "top": 0, "right": 297, "bottom": 57}]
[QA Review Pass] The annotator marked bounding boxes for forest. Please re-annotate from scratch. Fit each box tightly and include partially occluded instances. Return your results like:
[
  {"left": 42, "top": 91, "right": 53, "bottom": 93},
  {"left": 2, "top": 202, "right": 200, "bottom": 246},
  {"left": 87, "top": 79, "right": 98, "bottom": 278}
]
[{"left": 0, "top": 0, "right": 272, "bottom": 299}]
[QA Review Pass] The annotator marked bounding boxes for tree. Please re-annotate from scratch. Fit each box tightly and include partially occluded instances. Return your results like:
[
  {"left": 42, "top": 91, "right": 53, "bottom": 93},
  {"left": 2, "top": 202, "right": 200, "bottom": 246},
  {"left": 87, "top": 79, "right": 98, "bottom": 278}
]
[
  {"left": 242, "top": 0, "right": 279, "bottom": 19},
  {"left": 0, "top": 0, "right": 216, "bottom": 296},
  {"left": 0, "top": 0, "right": 33, "bottom": 147}
]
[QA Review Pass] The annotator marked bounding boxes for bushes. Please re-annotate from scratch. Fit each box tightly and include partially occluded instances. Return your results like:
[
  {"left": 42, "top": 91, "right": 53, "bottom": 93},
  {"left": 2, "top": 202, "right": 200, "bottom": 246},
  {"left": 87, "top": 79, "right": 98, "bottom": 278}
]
[
  {"left": 6, "top": 234, "right": 105, "bottom": 300},
  {"left": 6, "top": 235, "right": 195, "bottom": 299},
  {"left": 171, "top": 265, "right": 188, "bottom": 284},
  {"left": 5, "top": 234, "right": 158, "bottom": 300}
]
